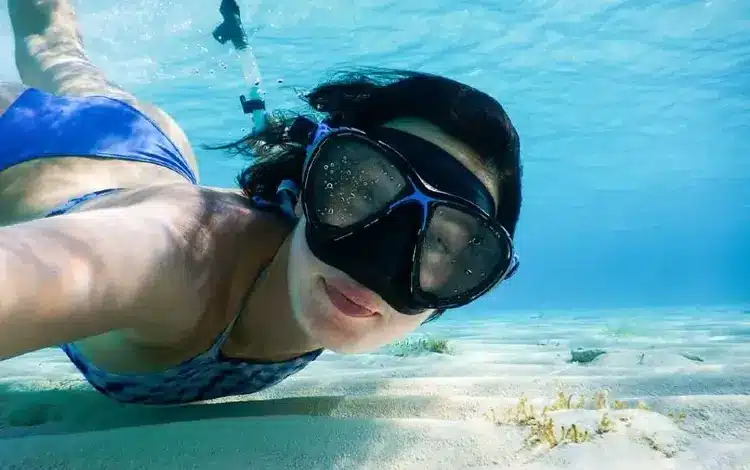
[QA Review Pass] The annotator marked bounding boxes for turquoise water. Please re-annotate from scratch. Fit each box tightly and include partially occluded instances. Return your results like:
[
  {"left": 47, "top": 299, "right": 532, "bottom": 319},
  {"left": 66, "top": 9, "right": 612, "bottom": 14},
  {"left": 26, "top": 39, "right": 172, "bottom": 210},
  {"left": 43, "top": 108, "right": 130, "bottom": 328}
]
[{"left": 0, "top": 0, "right": 748, "bottom": 312}]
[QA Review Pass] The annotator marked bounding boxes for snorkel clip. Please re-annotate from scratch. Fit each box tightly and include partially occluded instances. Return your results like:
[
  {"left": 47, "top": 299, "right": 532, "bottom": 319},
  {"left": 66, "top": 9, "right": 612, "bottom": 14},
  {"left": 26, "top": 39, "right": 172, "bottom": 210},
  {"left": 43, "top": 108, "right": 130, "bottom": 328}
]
[
  {"left": 212, "top": 0, "right": 267, "bottom": 133},
  {"left": 240, "top": 94, "right": 266, "bottom": 115}
]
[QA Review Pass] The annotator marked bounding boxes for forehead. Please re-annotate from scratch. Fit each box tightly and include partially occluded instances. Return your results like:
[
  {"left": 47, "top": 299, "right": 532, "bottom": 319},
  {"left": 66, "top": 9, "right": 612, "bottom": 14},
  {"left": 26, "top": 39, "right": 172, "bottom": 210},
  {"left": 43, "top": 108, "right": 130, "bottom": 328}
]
[{"left": 381, "top": 118, "right": 500, "bottom": 208}]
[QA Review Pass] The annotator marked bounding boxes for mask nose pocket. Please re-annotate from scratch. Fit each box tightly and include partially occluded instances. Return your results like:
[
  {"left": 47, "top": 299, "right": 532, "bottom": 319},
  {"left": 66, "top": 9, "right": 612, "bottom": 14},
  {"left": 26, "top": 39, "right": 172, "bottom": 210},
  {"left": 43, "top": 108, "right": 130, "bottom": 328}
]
[{"left": 306, "top": 203, "right": 423, "bottom": 313}]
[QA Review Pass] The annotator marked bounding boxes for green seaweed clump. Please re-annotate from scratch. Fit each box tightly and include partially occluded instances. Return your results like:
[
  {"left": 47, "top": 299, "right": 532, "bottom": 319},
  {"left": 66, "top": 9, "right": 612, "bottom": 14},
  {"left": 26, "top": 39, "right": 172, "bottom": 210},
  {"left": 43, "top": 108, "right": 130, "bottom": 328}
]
[
  {"left": 389, "top": 336, "right": 452, "bottom": 356},
  {"left": 487, "top": 390, "right": 690, "bottom": 451},
  {"left": 596, "top": 413, "right": 615, "bottom": 434},
  {"left": 525, "top": 419, "right": 591, "bottom": 448},
  {"left": 497, "top": 394, "right": 594, "bottom": 449},
  {"left": 667, "top": 409, "right": 687, "bottom": 424}
]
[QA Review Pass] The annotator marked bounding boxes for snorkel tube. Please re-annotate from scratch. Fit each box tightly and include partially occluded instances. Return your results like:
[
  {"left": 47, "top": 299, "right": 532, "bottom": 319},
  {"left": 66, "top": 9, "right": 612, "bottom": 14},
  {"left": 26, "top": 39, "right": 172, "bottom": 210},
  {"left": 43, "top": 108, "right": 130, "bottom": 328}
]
[
  {"left": 213, "top": 0, "right": 300, "bottom": 213},
  {"left": 212, "top": 0, "right": 267, "bottom": 134}
]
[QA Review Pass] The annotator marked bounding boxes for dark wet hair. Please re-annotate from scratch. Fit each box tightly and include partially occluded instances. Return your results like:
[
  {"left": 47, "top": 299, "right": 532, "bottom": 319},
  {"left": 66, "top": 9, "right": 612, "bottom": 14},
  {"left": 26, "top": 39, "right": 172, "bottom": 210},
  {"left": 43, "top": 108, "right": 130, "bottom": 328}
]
[
  {"left": 214, "top": 69, "right": 522, "bottom": 322},
  {"left": 214, "top": 68, "right": 522, "bottom": 237}
]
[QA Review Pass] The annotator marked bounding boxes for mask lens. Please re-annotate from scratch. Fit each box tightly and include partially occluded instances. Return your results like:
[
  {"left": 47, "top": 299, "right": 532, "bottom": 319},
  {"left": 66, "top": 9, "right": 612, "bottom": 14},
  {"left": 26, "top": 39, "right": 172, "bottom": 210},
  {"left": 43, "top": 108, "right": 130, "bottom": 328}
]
[
  {"left": 418, "top": 204, "right": 510, "bottom": 300},
  {"left": 306, "top": 134, "right": 408, "bottom": 228}
]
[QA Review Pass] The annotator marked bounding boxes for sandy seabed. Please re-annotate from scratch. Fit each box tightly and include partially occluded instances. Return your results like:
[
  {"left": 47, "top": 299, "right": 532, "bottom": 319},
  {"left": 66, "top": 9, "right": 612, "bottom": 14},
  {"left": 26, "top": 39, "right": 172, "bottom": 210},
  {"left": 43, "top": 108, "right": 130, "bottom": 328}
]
[{"left": 1, "top": 306, "right": 748, "bottom": 470}]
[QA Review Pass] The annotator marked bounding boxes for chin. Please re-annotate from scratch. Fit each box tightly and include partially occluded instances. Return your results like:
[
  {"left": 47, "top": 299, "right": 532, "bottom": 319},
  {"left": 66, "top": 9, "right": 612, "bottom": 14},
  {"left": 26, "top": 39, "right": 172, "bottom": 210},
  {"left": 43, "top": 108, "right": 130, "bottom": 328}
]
[
  {"left": 317, "top": 328, "right": 394, "bottom": 355},
  {"left": 293, "top": 277, "right": 427, "bottom": 354},
  {"left": 287, "top": 219, "right": 425, "bottom": 354},
  {"left": 301, "top": 316, "right": 386, "bottom": 354}
]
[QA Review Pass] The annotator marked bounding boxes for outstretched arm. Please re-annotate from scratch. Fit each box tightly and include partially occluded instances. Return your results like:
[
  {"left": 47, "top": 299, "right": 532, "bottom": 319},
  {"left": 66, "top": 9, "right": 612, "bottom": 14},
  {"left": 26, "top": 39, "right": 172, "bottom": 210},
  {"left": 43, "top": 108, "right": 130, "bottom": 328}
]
[{"left": 0, "top": 208, "right": 202, "bottom": 360}]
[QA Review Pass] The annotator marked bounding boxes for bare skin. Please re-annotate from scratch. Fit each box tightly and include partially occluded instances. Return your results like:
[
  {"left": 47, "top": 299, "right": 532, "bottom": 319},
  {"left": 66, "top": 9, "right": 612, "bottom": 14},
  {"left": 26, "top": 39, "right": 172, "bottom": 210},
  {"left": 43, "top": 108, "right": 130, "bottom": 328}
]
[
  {"left": 0, "top": 0, "right": 313, "bottom": 370},
  {"left": 0, "top": 0, "right": 500, "bottom": 380},
  {"left": 2, "top": 0, "right": 198, "bottom": 224}
]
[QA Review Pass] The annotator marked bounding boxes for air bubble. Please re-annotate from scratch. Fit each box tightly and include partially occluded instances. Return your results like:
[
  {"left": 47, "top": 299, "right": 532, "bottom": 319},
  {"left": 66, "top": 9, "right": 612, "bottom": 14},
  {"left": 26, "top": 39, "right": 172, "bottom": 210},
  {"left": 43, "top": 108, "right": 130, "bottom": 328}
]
[
  {"left": 326, "top": 183, "right": 333, "bottom": 189},
  {"left": 464, "top": 268, "right": 473, "bottom": 276}
]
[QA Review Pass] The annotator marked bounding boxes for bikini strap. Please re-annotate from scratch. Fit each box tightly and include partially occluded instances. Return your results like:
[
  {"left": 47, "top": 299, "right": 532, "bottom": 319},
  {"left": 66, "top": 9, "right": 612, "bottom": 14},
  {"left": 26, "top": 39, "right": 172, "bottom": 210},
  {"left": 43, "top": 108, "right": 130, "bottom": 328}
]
[
  {"left": 46, "top": 188, "right": 123, "bottom": 217},
  {"left": 209, "top": 265, "right": 268, "bottom": 355}
]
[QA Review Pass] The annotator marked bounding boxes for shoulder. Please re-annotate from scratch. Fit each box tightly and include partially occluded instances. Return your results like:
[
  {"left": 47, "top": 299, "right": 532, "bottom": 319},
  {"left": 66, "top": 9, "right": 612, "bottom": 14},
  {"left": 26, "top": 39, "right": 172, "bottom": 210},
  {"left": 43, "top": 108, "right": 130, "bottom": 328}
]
[
  {"left": 71, "top": 184, "right": 294, "bottom": 344},
  {"left": 135, "top": 184, "right": 295, "bottom": 270},
  {"left": 69, "top": 183, "right": 294, "bottom": 283},
  {"left": 85, "top": 184, "right": 294, "bottom": 252},
  {"left": 77, "top": 183, "right": 291, "bottom": 230},
  {"left": 156, "top": 186, "right": 294, "bottom": 343}
]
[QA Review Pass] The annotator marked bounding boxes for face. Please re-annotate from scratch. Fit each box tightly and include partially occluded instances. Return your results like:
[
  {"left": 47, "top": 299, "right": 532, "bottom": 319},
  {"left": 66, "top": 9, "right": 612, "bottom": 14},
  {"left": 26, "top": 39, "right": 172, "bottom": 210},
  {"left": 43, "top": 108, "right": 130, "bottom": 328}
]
[{"left": 287, "top": 118, "right": 500, "bottom": 354}]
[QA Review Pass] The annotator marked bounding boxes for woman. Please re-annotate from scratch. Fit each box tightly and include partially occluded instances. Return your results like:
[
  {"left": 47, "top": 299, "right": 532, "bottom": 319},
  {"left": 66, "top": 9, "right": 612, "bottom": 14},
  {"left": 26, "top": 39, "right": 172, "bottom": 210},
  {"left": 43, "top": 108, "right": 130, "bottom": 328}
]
[{"left": 0, "top": 0, "right": 522, "bottom": 405}]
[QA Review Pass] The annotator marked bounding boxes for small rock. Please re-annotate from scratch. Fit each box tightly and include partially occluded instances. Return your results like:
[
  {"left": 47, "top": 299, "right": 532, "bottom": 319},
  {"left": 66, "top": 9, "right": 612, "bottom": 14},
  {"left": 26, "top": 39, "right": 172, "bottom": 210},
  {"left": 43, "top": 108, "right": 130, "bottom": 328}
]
[
  {"left": 570, "top": 348, "right": 607, "bottom": 364},
  {"left": 679, "top": 352, "right": 704, "bottom": 363}
]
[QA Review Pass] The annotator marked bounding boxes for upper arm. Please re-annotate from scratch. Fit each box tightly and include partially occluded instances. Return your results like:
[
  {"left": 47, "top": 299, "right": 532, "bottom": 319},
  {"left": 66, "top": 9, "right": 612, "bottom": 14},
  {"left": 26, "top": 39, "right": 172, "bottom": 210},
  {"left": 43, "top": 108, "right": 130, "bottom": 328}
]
[{"left": 0, "top": 208, "right": 202, "bottom": 359}]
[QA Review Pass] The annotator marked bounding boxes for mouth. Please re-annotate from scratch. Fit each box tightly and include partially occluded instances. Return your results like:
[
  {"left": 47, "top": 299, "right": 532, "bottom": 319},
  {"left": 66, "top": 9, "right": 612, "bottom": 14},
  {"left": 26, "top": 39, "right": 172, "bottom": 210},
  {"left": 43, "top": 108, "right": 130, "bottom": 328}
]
[{"left": 322, "top": 277, "right": 380, "bottom": 318}]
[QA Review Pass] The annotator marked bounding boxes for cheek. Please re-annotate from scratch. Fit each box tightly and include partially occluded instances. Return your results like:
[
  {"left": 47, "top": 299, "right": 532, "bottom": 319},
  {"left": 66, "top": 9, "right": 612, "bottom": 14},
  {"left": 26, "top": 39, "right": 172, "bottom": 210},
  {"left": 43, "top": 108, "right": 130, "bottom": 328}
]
[
  {"left": 289, "top": 219, "right": 321, "bottom": 278},
  {"left": 287, "top": 222, "right": 315, "bottom": 311},
  {"left": 287, "top": 219, "right": 331, "bottom": 316}
]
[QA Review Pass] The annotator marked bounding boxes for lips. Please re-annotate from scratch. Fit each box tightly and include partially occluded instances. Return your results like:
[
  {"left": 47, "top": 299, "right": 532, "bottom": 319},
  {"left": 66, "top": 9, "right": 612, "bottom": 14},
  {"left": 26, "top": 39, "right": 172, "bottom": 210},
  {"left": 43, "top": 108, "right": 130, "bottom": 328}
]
[{"left": 323, "top": 278, "right": 379, "bottom": 318}]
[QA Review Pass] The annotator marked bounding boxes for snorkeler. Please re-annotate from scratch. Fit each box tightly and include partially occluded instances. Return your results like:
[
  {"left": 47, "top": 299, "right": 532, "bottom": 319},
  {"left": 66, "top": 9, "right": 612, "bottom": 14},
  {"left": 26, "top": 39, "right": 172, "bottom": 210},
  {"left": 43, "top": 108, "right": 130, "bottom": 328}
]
[{"left": 0, "top": 0, "right": 522, "bottom": 404}]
